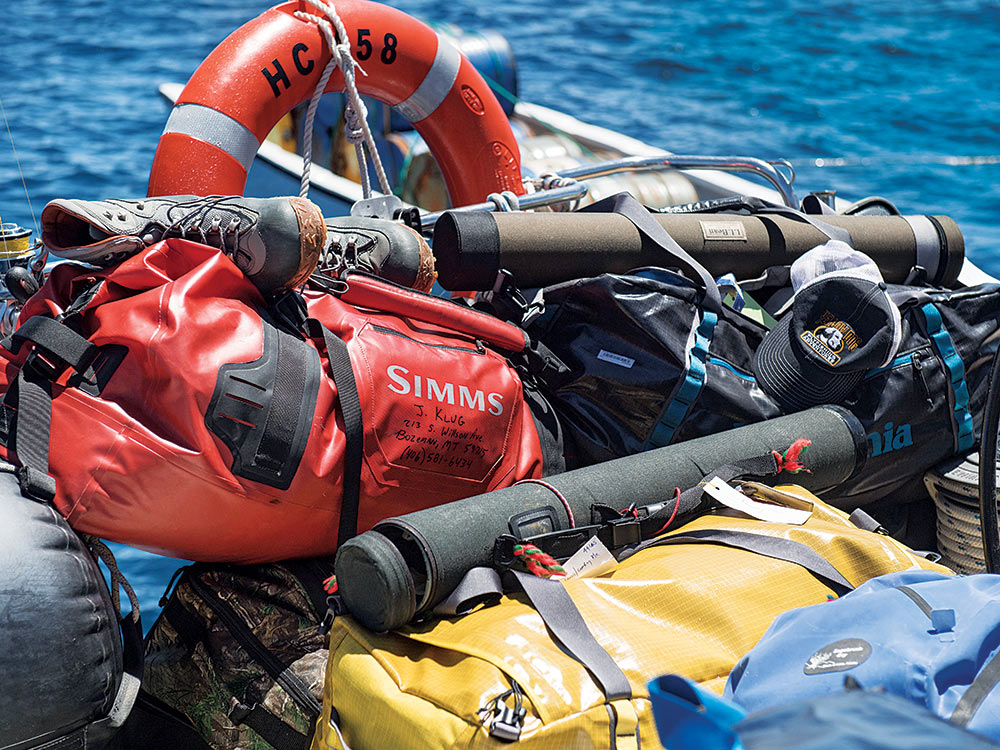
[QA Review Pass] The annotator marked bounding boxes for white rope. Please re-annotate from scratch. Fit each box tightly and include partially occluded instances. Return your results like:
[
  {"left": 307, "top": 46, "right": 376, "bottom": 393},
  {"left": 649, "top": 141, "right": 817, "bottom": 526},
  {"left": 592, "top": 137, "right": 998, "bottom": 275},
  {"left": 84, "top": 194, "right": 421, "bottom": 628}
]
[
  {"left": 531, "top": 172, "right": 583, "bottom": 211},
  {"left": 539, "top": 172, "right": 578, "bottom": 191},
  {"left": 294, "top": 0, "right": 392, "bottom": 199},
  {"left": 933, "top": 488, "right": 991, "bottom": 574},
  {"left": 486, "top": 190, "right": 521, "bottom": 212}
]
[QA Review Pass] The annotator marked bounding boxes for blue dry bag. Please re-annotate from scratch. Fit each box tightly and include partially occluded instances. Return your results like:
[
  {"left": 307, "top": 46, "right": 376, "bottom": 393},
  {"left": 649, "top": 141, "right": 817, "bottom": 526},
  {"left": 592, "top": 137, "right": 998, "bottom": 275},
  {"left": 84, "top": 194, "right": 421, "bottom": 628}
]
[{"left": 724, "top": 569, "right": 1000, "bottom": 741}]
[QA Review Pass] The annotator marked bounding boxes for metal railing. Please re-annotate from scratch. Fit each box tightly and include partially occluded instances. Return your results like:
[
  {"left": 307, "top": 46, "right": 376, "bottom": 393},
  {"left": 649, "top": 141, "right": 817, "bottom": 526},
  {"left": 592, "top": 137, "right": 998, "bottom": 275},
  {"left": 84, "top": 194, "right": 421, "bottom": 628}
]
[{"left": 419, "top": 153, "right": 798, "bottom": 229}]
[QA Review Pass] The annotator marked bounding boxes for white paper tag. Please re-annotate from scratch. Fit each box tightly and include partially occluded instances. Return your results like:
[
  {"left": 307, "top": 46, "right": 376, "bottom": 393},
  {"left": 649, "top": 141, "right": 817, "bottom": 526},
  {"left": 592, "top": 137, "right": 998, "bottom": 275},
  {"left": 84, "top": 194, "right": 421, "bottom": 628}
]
[
  {"left": 703, "top": 476, "right": 813, "bottom": 525},
  {"left": 563, "top": 535, "right": 618, "bottom": 579},
  {"left": 700, "top": 220, "right": 748, "bottom": 241},
  {"left": 597, "top": 350, "right": 635, "bottom": 368}
]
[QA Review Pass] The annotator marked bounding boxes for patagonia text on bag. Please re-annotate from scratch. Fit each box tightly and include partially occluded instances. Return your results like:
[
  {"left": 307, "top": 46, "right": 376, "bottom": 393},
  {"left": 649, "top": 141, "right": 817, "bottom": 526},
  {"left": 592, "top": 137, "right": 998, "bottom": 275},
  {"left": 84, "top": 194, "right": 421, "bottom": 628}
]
[
  {"left": 0, "top": 239, "right": 561, "bottom": 562},
  {"left": 725, "top": 570, "right": 1000, "bottom": 742},
  {"left": 527, "top": 195, "right": 1000, "bottom": 510},
  {"left": 827, "top": 282, "right": 1000, "bottom": 508},
  {"left": 312, "top": 485, "right": 946, "bottom": 750}
]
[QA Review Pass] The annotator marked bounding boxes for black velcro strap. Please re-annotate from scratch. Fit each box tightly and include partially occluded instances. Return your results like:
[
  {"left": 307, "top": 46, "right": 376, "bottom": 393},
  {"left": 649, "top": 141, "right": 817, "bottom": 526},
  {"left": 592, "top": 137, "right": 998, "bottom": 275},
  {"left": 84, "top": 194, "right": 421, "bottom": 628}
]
[
  {"left": 507, "top": 571, "right": 632, "bottom": 701},
  {"left": 307, "top": 319, "right": 363, "bottom": 548},
  {"left": 950, "top": 650, "right": 1000, "bottom": 728},
  {"left": 433, "top": 566, "right": 504, "bottom": 617},
  {"left": 12, "top": 367, "right": 56, "bottom": 501},
  {"left": 229, "top": 701, "right": 312, "bottom": 750},
  {"left": 631, "top": 528, "right": 855, "bottom": 595},
  {"left": 6, "top": 315, "right": 100, "bottom": 377}
]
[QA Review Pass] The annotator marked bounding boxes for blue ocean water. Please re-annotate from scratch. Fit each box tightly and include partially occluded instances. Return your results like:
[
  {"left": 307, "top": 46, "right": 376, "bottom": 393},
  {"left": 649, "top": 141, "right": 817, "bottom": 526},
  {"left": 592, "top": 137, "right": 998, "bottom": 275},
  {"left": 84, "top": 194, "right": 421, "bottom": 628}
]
[{"left": 1, "top": 0, "right": 998, "bottom": 620}]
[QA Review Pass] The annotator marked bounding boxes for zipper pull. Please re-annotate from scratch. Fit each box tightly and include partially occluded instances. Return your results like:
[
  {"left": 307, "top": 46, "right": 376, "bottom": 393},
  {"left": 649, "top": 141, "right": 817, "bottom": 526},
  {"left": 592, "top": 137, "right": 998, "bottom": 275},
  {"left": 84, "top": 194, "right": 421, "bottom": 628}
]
[
  {"left": 912, "top": 352, "right": 934, "bottom": 407},
  {"left": 158, "top": 564, "right": 192, "bottom": 607}
]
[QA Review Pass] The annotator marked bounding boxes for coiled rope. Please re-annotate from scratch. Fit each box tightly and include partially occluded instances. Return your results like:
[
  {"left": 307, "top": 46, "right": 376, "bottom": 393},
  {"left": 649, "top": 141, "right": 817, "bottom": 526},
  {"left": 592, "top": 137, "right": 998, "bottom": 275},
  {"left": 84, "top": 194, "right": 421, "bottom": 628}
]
[
  {"left": 933, "top": 488, "right": 988, "bottom": 574},
  {"left": 293, "top": 0, "right": 392, "bottom": 200}
]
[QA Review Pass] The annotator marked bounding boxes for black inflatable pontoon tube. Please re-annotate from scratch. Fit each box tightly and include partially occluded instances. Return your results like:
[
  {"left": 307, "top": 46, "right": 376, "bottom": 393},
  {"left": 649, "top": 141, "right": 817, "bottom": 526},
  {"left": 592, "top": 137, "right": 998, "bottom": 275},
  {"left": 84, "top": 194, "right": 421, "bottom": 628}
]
[
  {"left": 335, "top": 405, "right": 867, "bottom": 632},
  {"left": 432, "top": 210, "right": 965, "bottom": 290},
  {"left": 0, "top": 469, "right": 132, "bottom": 748}
]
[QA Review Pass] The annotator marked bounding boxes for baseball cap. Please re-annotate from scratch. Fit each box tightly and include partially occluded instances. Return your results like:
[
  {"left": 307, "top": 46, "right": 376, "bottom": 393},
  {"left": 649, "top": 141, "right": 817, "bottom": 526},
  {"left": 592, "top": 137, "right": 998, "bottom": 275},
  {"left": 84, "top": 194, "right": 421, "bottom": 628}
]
[{"left": 753, "top": 244, "right": 902, "bottom": 412}]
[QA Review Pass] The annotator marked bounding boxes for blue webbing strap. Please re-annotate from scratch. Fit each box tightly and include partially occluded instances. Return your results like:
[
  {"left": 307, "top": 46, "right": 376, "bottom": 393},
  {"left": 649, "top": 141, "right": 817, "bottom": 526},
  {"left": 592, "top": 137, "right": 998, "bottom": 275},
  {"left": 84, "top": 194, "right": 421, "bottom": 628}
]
[
  {"left": 920, "top": 303, "right": 975, "bottom": 452},
  {"left": 647, "top": 309, "right": 718, "bottom": 448}
]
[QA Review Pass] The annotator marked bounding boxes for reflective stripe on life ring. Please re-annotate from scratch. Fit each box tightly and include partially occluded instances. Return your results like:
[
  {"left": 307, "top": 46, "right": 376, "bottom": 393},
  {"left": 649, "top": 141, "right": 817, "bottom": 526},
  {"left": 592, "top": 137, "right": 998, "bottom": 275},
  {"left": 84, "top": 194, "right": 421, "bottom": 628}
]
[{"left": 147, "top": 0, "right": 524, "bottom": 207}]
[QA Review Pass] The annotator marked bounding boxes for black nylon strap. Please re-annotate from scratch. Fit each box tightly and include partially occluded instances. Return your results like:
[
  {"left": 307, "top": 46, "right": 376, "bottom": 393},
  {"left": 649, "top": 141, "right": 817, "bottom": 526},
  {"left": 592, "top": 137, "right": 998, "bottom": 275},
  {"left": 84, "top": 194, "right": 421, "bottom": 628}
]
[
  {"left": 432, "top": 566, "right": 504, "bottom": 617},
  {"left": 12, "top": 368, "right": 56, "bottom": 501},
  {"left": 507, "top": 570, "right": 632, "bottom": 700},
  {"left": 229, "top": 701, "right": 312, "bottom": 750},
  {"left": 631, "top": 528, "right": 855, "bottom": 594},
  {"left": 583, "top": 193, "right": 723, "bottom": 314},
  {"left": 306, "top": 319, "right": 363, "bottom": 548},
  {"left": 1, "top": 314, "right": 101, "bottom": 502},
  {"left": 950, "top": 650, "right": 1000, "bottom": 728},
  {"left": 5, "top": 315, "right": 100, "bottom": 374}
]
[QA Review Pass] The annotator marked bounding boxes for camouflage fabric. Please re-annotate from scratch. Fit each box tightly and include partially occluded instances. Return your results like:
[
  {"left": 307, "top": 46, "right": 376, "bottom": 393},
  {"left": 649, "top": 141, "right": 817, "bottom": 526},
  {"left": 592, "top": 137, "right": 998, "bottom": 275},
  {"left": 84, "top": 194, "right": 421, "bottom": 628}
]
[{"left": 144, "top": 562, "right": 332, "bottom": 750}]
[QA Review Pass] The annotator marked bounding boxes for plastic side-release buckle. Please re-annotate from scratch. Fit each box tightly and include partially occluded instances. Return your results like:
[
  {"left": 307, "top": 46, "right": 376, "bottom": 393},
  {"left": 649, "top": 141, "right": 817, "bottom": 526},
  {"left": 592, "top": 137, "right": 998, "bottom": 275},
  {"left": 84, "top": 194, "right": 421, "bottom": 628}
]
[
  {"left": 493, "top": 527, "right": 602, "bottom": 567},
  {"left": 488, "top": 704, "right": 526, "bottom": 742},
  {"left": 608, "top": 517, "right": 642, "bottom": 548}
]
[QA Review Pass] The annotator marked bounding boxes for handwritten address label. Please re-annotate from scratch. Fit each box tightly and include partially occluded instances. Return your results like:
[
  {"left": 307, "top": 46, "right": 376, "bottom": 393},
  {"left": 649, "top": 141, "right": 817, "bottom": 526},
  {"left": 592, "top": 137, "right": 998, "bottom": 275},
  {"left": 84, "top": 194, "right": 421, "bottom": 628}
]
[
  {"left": 387, "top": 401, "right": 494, "bottom": 479},
  {"left": 563, "top": 536, "right": 618, "bottom": 579}
]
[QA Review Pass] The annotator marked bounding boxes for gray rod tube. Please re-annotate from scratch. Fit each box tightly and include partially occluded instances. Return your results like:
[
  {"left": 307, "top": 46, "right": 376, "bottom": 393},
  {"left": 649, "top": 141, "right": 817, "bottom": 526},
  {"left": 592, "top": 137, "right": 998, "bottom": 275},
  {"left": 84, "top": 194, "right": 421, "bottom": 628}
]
[
  {"left": 432, "top": 210, "right": 965, "bottom": 290},
  {"left": 335, "top": 406, "right": 866, "bottom": 631}
]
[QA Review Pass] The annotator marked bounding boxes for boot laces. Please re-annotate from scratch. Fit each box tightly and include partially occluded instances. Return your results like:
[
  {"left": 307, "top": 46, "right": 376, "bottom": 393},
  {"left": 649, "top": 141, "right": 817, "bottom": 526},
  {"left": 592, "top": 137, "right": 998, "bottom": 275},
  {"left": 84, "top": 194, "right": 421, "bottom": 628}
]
[{"left": 162, "top": 196, "right": 258, "bottom": 269}]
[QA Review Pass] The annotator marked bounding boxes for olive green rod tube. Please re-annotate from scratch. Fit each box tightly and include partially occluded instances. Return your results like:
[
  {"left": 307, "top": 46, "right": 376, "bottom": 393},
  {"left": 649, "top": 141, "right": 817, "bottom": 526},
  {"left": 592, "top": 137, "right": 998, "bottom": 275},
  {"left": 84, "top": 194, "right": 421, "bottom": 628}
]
[
  {"left": 432, "top": 210, "right": 964, "bottom": 290},
  {"left": 335, "top": 405, "right": 866, "bottom": 631}
]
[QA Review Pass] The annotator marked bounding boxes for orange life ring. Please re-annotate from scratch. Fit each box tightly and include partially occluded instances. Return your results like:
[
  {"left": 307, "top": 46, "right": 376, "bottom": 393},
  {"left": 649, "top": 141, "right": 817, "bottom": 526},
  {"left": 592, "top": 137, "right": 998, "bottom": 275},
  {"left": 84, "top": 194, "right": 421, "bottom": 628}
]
[{"left": 147, "top": 0, "right": 524, "bottom": 207}]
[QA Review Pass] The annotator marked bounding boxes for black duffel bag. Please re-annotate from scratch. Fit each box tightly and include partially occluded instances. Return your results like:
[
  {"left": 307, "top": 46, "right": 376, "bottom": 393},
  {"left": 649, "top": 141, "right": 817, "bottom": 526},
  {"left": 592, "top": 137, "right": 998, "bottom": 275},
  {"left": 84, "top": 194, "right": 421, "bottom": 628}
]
[
  {"left": 524, "top": 193, "right": 781, "bottom": 467},
  {"left": 526, "top": 194, "right": 1000, "bottom": 522}
]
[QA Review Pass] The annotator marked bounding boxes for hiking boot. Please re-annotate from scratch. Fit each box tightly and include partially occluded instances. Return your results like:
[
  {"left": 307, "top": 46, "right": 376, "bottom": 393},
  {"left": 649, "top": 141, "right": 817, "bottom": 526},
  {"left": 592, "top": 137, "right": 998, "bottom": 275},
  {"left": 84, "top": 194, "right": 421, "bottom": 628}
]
[
  {"left": 41, "top": 195, "right": 326, "bottom": 294},
  {"left": 322, "top": 216, "right": 436, "bottom": 292}
]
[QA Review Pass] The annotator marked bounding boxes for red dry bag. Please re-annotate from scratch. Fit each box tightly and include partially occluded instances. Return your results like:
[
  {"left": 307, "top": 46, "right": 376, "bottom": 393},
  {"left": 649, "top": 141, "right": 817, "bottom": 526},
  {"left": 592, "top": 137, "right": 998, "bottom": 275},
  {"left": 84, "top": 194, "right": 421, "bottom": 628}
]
[{"left": 0, "top": 239, "right": 559, "bottom": 562}]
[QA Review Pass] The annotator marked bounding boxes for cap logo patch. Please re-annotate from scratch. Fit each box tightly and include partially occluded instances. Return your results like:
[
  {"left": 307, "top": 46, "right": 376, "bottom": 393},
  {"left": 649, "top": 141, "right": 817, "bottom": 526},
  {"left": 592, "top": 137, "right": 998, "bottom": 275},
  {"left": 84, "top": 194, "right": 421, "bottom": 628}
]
[{"left": 800, "top": 312, "right": 859, "bottom": 366}]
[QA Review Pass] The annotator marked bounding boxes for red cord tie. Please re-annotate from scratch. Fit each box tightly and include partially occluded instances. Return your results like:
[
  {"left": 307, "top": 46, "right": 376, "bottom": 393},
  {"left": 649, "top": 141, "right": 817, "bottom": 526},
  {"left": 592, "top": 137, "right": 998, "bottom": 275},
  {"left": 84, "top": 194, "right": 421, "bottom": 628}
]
[
  {"left": 323, "top": 574, "right": 339, "bottom": 594},
  {"left": 652, "top": 487, "right": 682, "bottom": 537},
  {"left": 513, "top": 543, "right": 566, "bottom": 578},
  {"left": 773, "top": 438, "right": 812, "bottom": 474}
]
